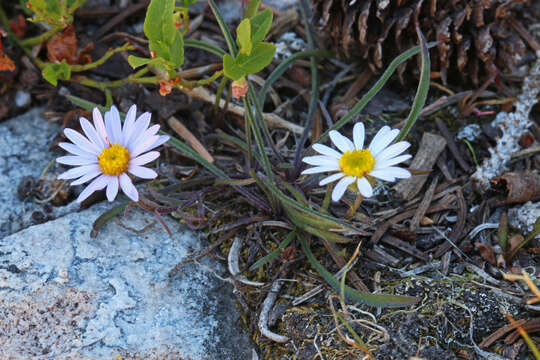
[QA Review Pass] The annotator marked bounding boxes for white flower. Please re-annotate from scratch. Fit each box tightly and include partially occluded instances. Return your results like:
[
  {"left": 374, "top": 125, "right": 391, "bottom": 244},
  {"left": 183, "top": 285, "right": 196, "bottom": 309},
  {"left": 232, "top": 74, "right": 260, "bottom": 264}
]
[
  {"left": 57, "top": 105, "right": 169, "bottom": 203},
  {"left": 302, "top": 123, "right": 412, "bottom": 202}
]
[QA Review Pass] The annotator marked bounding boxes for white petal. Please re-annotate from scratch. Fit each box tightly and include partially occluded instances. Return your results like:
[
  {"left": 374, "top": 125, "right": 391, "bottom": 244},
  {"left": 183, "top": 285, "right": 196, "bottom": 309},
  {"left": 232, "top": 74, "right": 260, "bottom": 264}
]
[
  {"left": 367, "top": 126, "right": 390, "bottom": 151},
  {"left": 76, "top": 175, "right": 109, "bottom": 203},
  {"left": 332, "top": 176, "right": 355, "bottom": 202},
  {"left": 70, "top": 168, "right": 102, "bottom": 185},
  {"left": 129, "top": 165, "right": 157, "bottom": 179},
  {"left": 127, "top": 124, "right": 160, "bottom": 153},
  {"left": 130, "top": 151, "right": 160, "bottom": 166},
  {"left": 370, "top": 167, "right": 411, "bottom": 181},
  {"left": 375, "top": 154, "right": 412, "bottom": 169},
  {"left": 368, "top": 170, "right": 395, "bottom": 182},
  {"left": 59, "top": 142, "right": 94, "bottom": 157},
  {"left": 302, "top": 155, "right": 339, "bottom": 167},
  {"left": 369, "top": 128, "right": 400, "bottom": 157},
  {"left": 80, "top": 117, "right": 105, "bottom": 150},
  {"left": 64, "top": 128, "right": 100, "bottom": 155},
  {"left": 319, "top": 172, "right": 345, "bottom": 186},
  {"left": 375, "top": 141, "right": 411, "bottom": 162},
  {"left": 131, "top": 135, "right": 160, "bottom": 158},
  {"left": 122, "top": 104, "right": 137, "bottom": 142},
  {"left": 93, "top": 108, "right": 108, "bottom": 144},
  {"left": 119, "top": 173, "right": 139, "bottom": 202},
  {"left": 329, "top": 130, "right": 354, "bottom": 153},
  {"left": 353, "top": 122, "right": 365, "bottom": 150},
  {"left": 58, "top": 164, "right": 100, "bottom": 180},
  {"left": 106, "top": 176, "right": 119, "bottom": 202},
  {"left": 301, "top": 165, "right": 340, "bottom": 175},
  {"left": 56, "top": 155, "right": 97, "bottom": 166},
  {"left": 143, "top": 135, "right": 169, "bottom": 152},
  {"left": 357, "top": 177, "right": 373, "bottom": 197},
  {"left": 126, "top": 112, "right": 151, "bottom": 149},
  {"left": 105, "top": 106, "right": 122, "bottom": 145},
  {"left": 313, "top": 144, "right": 341, "bottom": 159}
]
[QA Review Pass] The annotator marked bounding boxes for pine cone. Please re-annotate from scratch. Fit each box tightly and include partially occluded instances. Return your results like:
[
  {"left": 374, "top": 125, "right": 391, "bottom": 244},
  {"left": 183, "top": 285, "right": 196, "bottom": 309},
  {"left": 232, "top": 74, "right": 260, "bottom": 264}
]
[{"left": 312, "top": 0, "right": 533, "bottom": 86}]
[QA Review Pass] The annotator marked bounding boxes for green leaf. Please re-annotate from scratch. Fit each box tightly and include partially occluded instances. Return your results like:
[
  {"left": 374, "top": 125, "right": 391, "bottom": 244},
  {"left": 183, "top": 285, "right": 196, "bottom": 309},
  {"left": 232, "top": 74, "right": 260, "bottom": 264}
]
[
  {"left": 127, "top": 55, "right": 156, "bottom": 69},
  {"left": 43, "top": 0, "right": 60, "bottom": 15},
  {"left": 298, "top": 234, "right": 420, "bottom": 307},
  {"left": 246, "top": 0, "right": 261, "bottom": 18},
  {"left": 144, "top": 0, "right": 176, "bottom": 44},
  {"left": 149, "top": 40, "right": 170, "bottom": 60},
  {"left": 41, "top": 60, "right": 71, "bottom": 86},
  {"left": 250, "top": 9, "right": 273, "bottom": 44},
  {"left": 223, "top": 54, "right": 245, "bottom": 80},
  {"left": 42, "top": 66, "right": 58, "bottom": 86},
  {"left": 169, "top": 32, "right": 185, "bottom": 67},
  {"left": 236, "top": 42, "right": 275, "bottom": 75},
  {"left": 236, "top": 18, "right": 252, "bottom": 55}
]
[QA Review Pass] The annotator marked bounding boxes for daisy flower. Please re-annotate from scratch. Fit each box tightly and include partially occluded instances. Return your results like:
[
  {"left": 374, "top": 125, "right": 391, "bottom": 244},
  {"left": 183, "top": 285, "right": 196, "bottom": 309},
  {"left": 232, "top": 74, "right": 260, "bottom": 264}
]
[
  {"left": 57, "top": 105, "right": 169, "bottom": 203},
  {"left": 302, "top": 123, "right": 411, "bottom": 202}
]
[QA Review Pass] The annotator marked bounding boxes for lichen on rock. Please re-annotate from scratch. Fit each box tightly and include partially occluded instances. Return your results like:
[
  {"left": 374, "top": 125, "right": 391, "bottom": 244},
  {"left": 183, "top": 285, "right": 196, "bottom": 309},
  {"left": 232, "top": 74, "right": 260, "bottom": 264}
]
[{"left": 472, "top": 52, "right": 540, "bottom": 190}]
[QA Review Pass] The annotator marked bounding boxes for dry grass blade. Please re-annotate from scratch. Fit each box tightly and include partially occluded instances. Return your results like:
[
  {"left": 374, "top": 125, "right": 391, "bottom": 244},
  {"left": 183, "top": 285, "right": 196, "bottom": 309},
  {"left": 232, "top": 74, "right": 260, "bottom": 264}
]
[
  {"left": 503, "top": 313, "right": 540, "bottom": 359},
  {"left": 168, "top": 116, "right": 214, "bottom": 164},
  {"left": 328, "top": 295, "right": 374, "bottom": 358},
  {"left": 502, "top": 270, "right": 540, "bottom": 305},
  {"left": 181, "top": 86, "right": 303, "bottom": 134}
]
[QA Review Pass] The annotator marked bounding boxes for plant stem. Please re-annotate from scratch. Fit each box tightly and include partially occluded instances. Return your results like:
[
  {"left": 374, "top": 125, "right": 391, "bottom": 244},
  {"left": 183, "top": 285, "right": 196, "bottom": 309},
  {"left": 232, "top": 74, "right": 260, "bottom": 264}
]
[
  {"left": 292, "top": 0, "right": 320, "bottom": 178},
  {"left": 345, "top": 192, "right": 363, "bottom": 220},
  {"left": 21, "top": 26, "right": 63, "bottom": 46},
  {"left": 243, "top": 95, "right": 274, "bottom": 182},
  {"left": 70, "top": 43, "right": 134, "bottom": 72}
]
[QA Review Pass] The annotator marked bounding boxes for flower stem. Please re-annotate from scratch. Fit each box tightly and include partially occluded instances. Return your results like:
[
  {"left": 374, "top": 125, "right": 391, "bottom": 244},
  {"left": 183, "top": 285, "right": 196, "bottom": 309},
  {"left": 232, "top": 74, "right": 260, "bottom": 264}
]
[{"left": 345, "top": 192, "right": 363, "bottom": 220}]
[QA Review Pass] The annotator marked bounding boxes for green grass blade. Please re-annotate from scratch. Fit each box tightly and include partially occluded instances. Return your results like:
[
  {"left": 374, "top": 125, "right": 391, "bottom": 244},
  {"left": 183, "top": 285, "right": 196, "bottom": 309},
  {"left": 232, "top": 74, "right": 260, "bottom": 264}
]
[
  {"left": 184, "top": 39, "right": 226, "bottom": 58},
  {"left": 247, "top": 83, "right": 281, "bottom": 160},
  {"left": 243, "top": 95, "right": 274, "bottom": 181},
  {"left": 395, "top": 27, "right": 430, "bottom": 142},
  {"left": 166, "top": 136, "right": 228, "bottom": 178},
  {"left": 292, "top": 0, "right": 320, "bottom": 174},
  {"left": 258, "top": 49, "right": 331, "bottom": 105},
  {"left": 91, "top": 202, "right": 129, "bottom": 238},
  {"left": 285, "top": 207, "right": 352, "bottom": 243},
  {"left": 331, "top": 309, "right": 371, "bottom": 354},
  {"left": 249, "top": 231, "right": 295, "bottom": 270},
  {"left": 298, "top": 233, "right": 420, "bottom": 307},
  {"left": 216, "top": 133, "right": 264, "bottom": 164},
  {"left": 207, "top": 0, "right": 237, "bottom": 57},
  {"left": 67, "top": 94, "right": 107, "bottom": 113},
  {"left": 314, "top": 42, "right": 437, "bottom": 145}
]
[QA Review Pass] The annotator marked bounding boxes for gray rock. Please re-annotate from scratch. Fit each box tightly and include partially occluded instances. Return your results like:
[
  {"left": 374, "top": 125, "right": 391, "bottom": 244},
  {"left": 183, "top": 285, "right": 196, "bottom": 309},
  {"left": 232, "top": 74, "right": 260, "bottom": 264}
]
[
  {"left": 0, "top": 108, "right": 61, "bottom": 237},
  {"left": 15, "top": 90, "right": 31, "bottom": 108},
  {"left": 0, "top": 202, "right": 251, "bottom": 359}
]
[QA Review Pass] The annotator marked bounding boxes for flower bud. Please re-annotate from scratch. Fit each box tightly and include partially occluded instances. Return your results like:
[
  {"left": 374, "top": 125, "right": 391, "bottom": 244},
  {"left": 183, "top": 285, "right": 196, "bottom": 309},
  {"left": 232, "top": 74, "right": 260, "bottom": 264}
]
[{"left": 232, "top": 78, "right": 248, "bottom": 99}]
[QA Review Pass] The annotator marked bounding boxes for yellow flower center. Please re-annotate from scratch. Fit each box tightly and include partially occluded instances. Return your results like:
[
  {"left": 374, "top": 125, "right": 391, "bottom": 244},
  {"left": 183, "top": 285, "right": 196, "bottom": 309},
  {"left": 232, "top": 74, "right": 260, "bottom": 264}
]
[
  {"left": 98, "top": 142, "right": 130, "bottom": 176},
  {"left": 339, "top": 149, "right": 375, "bottom": 178}
]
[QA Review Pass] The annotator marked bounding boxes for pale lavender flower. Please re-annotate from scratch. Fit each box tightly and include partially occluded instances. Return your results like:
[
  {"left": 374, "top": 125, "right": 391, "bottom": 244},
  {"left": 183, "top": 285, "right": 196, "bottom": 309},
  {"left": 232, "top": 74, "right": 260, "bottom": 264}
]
[{"left": 57, "top": 105, "right": 169, "bottom": 203}]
